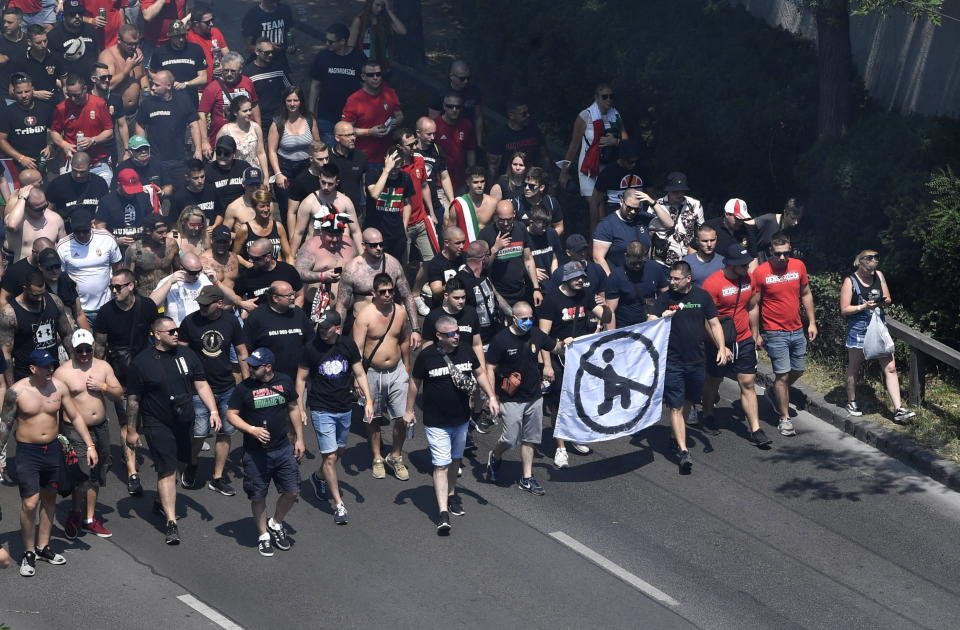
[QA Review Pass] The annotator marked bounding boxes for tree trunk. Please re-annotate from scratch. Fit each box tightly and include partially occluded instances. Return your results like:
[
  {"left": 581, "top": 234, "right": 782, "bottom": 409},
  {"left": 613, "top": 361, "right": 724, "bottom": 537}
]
[{"left": 815, "top": 0, "right": 853, "bottom": 140}]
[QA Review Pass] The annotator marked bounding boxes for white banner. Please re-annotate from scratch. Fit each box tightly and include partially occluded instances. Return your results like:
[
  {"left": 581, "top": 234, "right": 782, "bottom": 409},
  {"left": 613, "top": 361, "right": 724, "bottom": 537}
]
[{"left": 554, "top": 318, "right": 671, "bottom": 444}]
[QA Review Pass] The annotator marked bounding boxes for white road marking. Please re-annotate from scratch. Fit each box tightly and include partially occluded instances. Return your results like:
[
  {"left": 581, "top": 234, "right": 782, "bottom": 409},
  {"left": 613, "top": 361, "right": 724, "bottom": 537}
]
[
  {"left": 177, "top": 594, "right": 244, "bottom": 629},
  {"left": 549, "top": 531, "right": 680, "bottom": 606}
]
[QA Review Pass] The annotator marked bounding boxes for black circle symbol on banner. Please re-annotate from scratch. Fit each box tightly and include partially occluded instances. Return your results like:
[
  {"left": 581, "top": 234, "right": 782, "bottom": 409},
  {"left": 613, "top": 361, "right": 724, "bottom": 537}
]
[{"left": 573, "top": 329, "right": 660, "bottom": 434}]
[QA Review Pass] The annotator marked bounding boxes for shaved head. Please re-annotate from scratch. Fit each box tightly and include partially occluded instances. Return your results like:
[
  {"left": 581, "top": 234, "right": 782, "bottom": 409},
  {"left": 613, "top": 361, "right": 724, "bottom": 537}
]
[
  {"left": 495, "top": 200, "right": 516, "bottom": 219},
  {"left": 26, "top": 188, "right": 46, "bottom": 209},
  {"left": 442, "top": 226, "right": 465, "bottom": 241},
  {"left": 18, "top": 169, "right": 41, "bottom": 186},
  {"left": 334, "top": 120, "right": 354, "bottom": 135},
  {"left": 249, "top": 238, "right": 273, "bottom": 257},
  {"left": 31, "top": 237, "right": 54, "bottom": 257},
  {"left": 154, "top": 69, "right": 174, "bottom": 86},
  {"left": 71, "top": 152, "right": 91, "bottom": 169},
  {"left": 180, "top": 253, "right": 202, "bottom": 271},
  {"left": 512, "top": 301, "right": 532, "bottom": 318},
  {"left": 416, "top": 117, "right": 436, "bottom": 134},
  {"left": 450, "top": 59, "right": 469, "bottom": 75},
  {"left": 362, "top": 227, "right": 382, "bottom": 243}
]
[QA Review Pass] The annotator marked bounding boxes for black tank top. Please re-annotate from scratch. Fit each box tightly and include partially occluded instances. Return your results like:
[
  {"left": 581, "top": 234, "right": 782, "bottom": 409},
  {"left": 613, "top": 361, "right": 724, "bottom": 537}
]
[
  {"left": 850, "top": 272, "right": 882, "bottom": 306},
  {"left": 496, "top": 174, "right": 522, "bottom": 200},
  {"left": 11, "top": 295, "right": 60, "bottom": 372},
  {"left": 244, "top": 220, "right": 281, "bottom": 260}
]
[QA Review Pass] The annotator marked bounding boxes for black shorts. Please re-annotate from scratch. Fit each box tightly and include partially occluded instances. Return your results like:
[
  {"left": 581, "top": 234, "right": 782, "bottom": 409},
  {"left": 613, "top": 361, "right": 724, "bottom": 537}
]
[
  {"left": 64, "top": 421, "right": 111, "bottom": 490},
  {"left": 242, "top": 443, "right": 301, "bottom": 501},
  {"left": 706, "top": 337, "right": 758, "bottom": 378},
  {"left": 663, "top": 362, "right": 706, "bottom": 409},
  {"left": 15, "top": 440, "right": 61, "bottom": 498},
  {"left": 143, "top": 419, "right": 192, "bottom": 476}
]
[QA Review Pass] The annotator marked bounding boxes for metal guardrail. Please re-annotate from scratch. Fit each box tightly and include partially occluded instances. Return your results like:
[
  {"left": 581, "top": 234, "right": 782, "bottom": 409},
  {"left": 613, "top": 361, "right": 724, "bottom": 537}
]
[{"left": 887, "top": 318, "right": 960, "bottom": 405}]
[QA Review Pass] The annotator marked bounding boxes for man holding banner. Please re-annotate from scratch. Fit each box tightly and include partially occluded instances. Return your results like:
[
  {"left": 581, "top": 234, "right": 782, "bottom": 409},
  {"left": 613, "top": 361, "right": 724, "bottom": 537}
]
[{"left": 649, "top": 261, "right": 731, "bottom": 473}]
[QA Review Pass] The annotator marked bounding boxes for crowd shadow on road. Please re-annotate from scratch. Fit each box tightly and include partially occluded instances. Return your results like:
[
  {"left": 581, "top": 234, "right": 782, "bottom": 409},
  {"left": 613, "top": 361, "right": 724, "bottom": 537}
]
[{"left": 216, "top": 517, "right": 258, "bottom": 549}]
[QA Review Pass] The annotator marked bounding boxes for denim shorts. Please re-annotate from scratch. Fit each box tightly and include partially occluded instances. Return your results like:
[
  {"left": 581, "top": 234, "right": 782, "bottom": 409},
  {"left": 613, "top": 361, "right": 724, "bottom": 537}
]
[
  {"left": 311, "top": 409, "right": 352, "bottom": 454},
  {"left": 762, "top": 328, "right": 808, "bottom": 374},
  {"left": 663, "top": 362, "right": 705, "bottom": 409},
  {"left": 425, "top": 422, "right": 468, "bottom": 467},
  {"left": 845, "top": 311, "right": 873, "bottom": 349},
  {"left": 242, "top": 443, "right": 301, "bottom": 501},
  {"left": 192, "top": 388, "right": 237, "bottom": 437}
]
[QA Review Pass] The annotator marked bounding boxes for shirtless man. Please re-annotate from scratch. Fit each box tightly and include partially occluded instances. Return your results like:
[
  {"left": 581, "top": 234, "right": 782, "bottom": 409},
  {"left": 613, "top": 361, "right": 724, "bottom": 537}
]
[
  {"left": 54, "top": 330, "right": 123, "bottom": 540},
  {"left": 352, "top": 272, "right": 411, "bottom": 481},
  {"left": 221, "top": 170, "right": 261, "bottom": 233},
  {"left": 123, "top": 216, "right": 179, "bottom": 296},
  {"left": 0, "top": 349, "right": 97, "bottom": 577},
  {"left": 446, "top": 166, "right": 497, "bottom": 244},
  {"left": 98, "top": 24, "right": 146, "bottom": 116},
  {"left": 290, "top": 163, "right": 362, "bottom": 254},
  {"left": 4, "top": 185, "right": 67, "bottom": 262},
  {"left": 201, "top": 225, "right": 241, "bottom": 290},
  {"left": 336, "top": 228, "right": 421, "bottom": 349},
  {"left": 295, "top": 215, "right": 356, "bottom": 322}
]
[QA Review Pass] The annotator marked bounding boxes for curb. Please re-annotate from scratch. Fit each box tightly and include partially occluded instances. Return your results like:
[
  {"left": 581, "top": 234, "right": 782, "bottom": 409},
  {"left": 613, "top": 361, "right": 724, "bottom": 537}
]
[{"left": 754, "top": 364, "right": 960, "bottom": 491}]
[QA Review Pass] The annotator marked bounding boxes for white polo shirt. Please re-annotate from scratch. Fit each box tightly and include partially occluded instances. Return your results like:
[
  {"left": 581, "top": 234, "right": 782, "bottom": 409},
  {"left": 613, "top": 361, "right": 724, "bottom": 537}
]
[
  {"left": 157, "top": 272, "right": 213, "bottom": 325},
  {"left": 56, "top": 229, "right": 122, "bottom": 311}
]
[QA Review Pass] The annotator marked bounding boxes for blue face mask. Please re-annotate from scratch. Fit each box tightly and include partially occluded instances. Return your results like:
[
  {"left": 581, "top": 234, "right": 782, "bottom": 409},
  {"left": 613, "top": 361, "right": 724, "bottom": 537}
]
[{"left": 516, "top": 317, "right": 534, "bottom": 332}]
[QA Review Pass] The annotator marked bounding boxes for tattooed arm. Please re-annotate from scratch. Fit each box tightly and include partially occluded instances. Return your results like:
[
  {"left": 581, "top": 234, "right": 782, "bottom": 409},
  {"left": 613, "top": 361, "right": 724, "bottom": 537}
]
[
  {"left": 0, "top": 303, "right": 15, "bottom": 386},
  {"left": 0, "top": 386, "right": 16, "bottom": 451},
  {"left": 335, "top": 264, "right": 356, "bottom": 322},
  {"left": 50, "top": 294, "right": 76, "bottom": 354},
  {"left": 294, "top": 247, "right": 325, "bottom": 283},
  {"left": 124, "top": 394, "right": 141, "bottom": 448}
]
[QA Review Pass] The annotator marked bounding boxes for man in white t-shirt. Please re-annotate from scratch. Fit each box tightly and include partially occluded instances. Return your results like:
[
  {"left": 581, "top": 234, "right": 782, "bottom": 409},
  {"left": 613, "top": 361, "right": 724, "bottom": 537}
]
[
  {"left": 56, "top": 210, "right": 123, "bottom": 326},
  {"left": 149, "top": 252, "right": 213, "bottom": 325}
]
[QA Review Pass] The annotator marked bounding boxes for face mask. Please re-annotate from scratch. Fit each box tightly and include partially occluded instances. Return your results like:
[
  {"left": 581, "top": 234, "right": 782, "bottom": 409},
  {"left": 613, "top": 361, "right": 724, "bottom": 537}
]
[{"left": 516, "top": 317, "right": 533, "bottom": 333}]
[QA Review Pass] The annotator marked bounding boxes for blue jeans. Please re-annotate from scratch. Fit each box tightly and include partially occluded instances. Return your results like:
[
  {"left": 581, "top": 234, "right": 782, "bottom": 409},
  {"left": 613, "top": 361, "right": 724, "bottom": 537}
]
[
  {"left": 762, "top": 329, "right": 808, "bottom": 374},
  {"left": 192, "top": 388, "right": 237, "bottom": 437},
  {"left": 311, "top": 409, "right": 352, "bottom": 454}
]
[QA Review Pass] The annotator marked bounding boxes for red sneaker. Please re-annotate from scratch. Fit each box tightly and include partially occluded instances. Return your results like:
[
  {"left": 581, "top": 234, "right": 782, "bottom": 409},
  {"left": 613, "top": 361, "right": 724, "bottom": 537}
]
[
  {"left": 64, "top": 511, "right": 81, "bottom": 539},
  {"left": 83, "top": 517, "right": 113, "bottom": 538}
]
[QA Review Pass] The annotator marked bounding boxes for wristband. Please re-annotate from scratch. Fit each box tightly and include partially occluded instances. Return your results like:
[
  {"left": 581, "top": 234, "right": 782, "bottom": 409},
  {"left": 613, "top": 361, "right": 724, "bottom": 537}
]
[
  {"left": 533, "top": 287, "right": 542, "bottom": 293},
  {"left": 412, "top": 328, "right": 421, "bottom": 334},
  {"left": 100, "top": 383, "right": 107, "bottom": 392}
]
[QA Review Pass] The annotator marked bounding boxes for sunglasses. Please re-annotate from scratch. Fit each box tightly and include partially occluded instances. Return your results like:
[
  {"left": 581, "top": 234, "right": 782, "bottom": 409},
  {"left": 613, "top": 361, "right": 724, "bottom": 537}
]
[
  {"left": 861, "top": 254, "right": 879, "bottom": 261},
  {"left": 364, "top": 72, "right": 382, "bottom": 78},
  {"left": 439, "top": 330, "right": 459, "bottom": 338},
  {"left": 43, "top": 264, "right": 60, "bottom": 271},
  {"left": 158, "top": 328, "right": 179, "bottom": 336},
  {"left": 443, "top": 103, "right": 461, "bottom": 110},
  {"left": 257, "top": 49, "right": 275, "bottom": 54},
  {"left": 598, "top": 93, "right": 614, "bottom": 100},
  {"left": 452, "top": 74, "right": 470, "bottom": 81},
  {"left": 109, "top": 282, "right": 131, "bottom": 291},
  {"left": 376, "top": 288, "right": 395, "bottom": 296},
  {"left": 623, "top": 204, "right": 643, "bottom": 212},
  {"left": 95, "top": 74, "right": 112, "bottom": 82},
  {"left": 364, "top": 241, "right": 383, "bottom": 248},
  {"left": 75, "top": 345, "right": 93, "bottom": 354},
  {"left": 183, "top": 268, "right": 202, "bottom": 275},
  {"left": 274, "top": 293, "right": 295, "bottom": 298},
  {"left": 523, "top": 182, "right": 539, "bottom": 189},
  {"left": 248, "top": 254, "right": 269, "bottom": 263},
  {"left": 199, "top": 18, "right": 214, "bottom": 25},
  {"left": 771, "top": 250, "right": 792, "bottom": 259}
]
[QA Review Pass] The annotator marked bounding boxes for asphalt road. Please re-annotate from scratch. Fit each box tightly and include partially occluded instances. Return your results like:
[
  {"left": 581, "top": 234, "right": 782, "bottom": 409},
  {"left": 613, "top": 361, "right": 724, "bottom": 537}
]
[{"left": 3, "top": 376, "right": 960, "bottom": 630}]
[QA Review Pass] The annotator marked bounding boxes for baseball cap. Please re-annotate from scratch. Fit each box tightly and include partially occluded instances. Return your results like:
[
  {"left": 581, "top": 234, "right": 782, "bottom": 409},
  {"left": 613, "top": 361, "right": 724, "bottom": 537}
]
[
  {"left": 215, "top": 135, "right": 237, "bottom": 152},
  {"left": 618, "top": 139, "right": 640, "bottom": 161},
  {"left": 196, "top": 285, "right": 225, "bottom": 305},
  {"left": 29, "top": 349, "right": 56, "bottom": 367},
  {"left": 316, "top": 310, "right": 342, "bottom": 328},
  {"left": 562, "top": 260, "right": 587, "bottom": 282},
  {"left": 167, "top": 20, "right": 188, "bottom": 37},
  {"left": 63, "top": 0, "right": 84, "bottom": 15},
  {"left": 37, "top": 248, "right": 61, "bottom": 268},
  {"left": 664, "top": 171, "right": 689, "bottom": 192},
  {"left": 724, "top": 198, "right": 751, "bottom": 220},
  {"left": 212, "top": 225, "right": 232, "bottom": 242},
  {"left": 72, "top": 329, "right": 95, "bottom": 347},
  {"left": 723, "top": 243, "right": 753, "bottom": 266},
  {"left": 245, "top": 348, "right": 275, "bottom": 367},
  {"left": 243, "top": 166, "right": 263, "bottom": 186},
  {"left": 117, "top": 168, "right": 143, "bottom": 195},
  {"left": 128, "top": 135, "right": 151, "bottom": 150},
  {"left": 565, "top": 234, "right": 588, "bottom": 253}
]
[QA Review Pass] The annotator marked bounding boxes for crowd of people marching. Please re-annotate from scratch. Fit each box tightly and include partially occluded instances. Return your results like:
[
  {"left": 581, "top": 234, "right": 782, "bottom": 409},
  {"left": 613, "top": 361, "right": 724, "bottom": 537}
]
[{"left": 0, "top": 0, "right": 916, "bottom": 577}]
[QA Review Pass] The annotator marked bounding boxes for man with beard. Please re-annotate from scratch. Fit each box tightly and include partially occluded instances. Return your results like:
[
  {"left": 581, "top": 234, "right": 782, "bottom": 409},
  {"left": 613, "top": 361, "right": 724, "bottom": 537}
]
[
  {"left": 46, "top": 152, "right": 109, "bottom": 232},
  {"left": 289, "top": 163, "right": 361, "bottom": 254},
  {"left": 477, "top": 200, "right": 542, "bottom": 307},
  {"left": 9, "top": 26, "right": 63, "bottom": 101},
  {"left": 55, "top": 329, "right": 123, "bottom": 539},
  {"left": 0, "top": 74, "right": 53, "bottom": 173},
  {"left": 50, "top": 73, "right": 114, "bottom": 185},
  {"left": 198, "top": 51, "right": 260, "bottom": 150},
  {"left": 341, "top": 60, "right": 402, "bottom": 165},
  {"left": 122, "top": 215, "right": 178, "bottom": 295},
  {"left": 48, "top": 1, "right": 97, "bottom": 79},
  {"left": 5, "top": 184, "right": 66, "bottom": 262},
  {"left": 604, "top": 240, "right": 668, "bottom": 329},
  {"left": 150, "top": 252, "right": 214, "bottom": 325},
  {"left": 243, "top": 281, "right": 313, "bottom": 380},
  {"left": 294, "top": 212, "right": 356, "bottom": 322},
  {"left": 0, "top": 270, "right": 74, "bottom": 383},
  {"left": 171, "top": 159, "right": 221, "bottom": 225}
]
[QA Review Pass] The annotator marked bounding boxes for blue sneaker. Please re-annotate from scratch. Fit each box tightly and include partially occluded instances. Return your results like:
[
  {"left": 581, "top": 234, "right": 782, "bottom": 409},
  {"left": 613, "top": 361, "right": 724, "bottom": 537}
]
[
  {"left": 485, "top": 450, "right": 501, "bottom": 483},
  {"left": 519, "top": 476, "right": 545, "bottom": 496}
]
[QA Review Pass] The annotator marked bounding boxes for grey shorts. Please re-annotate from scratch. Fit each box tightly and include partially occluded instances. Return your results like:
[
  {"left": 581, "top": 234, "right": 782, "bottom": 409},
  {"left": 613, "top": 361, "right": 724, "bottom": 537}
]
[
  {"left": 498, "top": 399, "right": 544, "bottom": 449},
  {"left": 367, "top": 362, "right": 409, "bottom": 420},
  {"left": 65, "top": 421, "right": 111, "bottom": 491}
]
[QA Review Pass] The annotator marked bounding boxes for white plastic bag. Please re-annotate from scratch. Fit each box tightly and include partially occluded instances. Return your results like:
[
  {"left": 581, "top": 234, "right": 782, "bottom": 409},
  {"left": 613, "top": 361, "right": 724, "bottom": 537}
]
[{"left": 863, "top": 310, "right": 895, "bottom": 360}]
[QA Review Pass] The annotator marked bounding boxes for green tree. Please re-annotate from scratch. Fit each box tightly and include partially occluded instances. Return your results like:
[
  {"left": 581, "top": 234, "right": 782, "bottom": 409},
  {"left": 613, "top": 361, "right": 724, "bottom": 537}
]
[{"left": 790, "top": 0, "right": 943, "bottom": 140}]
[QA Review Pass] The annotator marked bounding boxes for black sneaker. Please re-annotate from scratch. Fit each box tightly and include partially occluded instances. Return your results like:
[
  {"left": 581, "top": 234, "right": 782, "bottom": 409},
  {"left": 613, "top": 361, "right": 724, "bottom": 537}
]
[
  {"left": 484, "top": 450, "right": 501, "bottom": 483},
  {"left": 208, "top": 476, "right": 236, "bottom": 496},
  {"left": 180, "top": 464, "right": 198, "bottom": 489},
  {"left": 463, "top": 433, "right": 478, "bottom": 455},
  {"left": 0, "top": 468, "right": 15, "bottom": 486},
  {"left": 749, "top": 429, "right": 773, "bottom": 447},
  {"left": 165, "top": 521, "right": 180, "bottom": 545},
  {"left": 472, "top": 411, "right": 496, "bottom": 434},
  {"left": 333, "top": 503, "right": 349, "bottom": 525},
  {"left": 19, "top": 551, "right": 36, "bottom": 577},
  {"left": 35, "top": 545, "right": 65, "bottom": 565},
  {"left": 436, "top": 511, "right": 451, "bottom": 534},
  {"left": 678, "top": 450, "right": 693, "bottom": 474},
  {"left": 269, "top": 523, "right": 291, "bottom": 551},
  {"left": 127, "top": 474, "right": 143, "bottom": 496},
  {"left": 448, "top": 494, "right": 465, "bottom": 516},
  {"left": 311, "top": 471, "right": 327, "bottom": 499},
  {"left": 518, "top": 476, "right": 545, "bottom": 496},
  {"left": 893, "top": 407, "right": 917, "bottom": 423},
  {"left": 700, "top": 414, "right": 719, "bottom": 435},
  {"left": 258, "top": 536, "right": 274, "bottom": 557}
]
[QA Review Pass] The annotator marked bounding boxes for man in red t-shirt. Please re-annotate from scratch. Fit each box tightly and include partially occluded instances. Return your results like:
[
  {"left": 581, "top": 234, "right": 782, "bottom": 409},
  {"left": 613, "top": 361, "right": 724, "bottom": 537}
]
[
  {"left": 50, "top": 75, "right": 115, "bottom": 184},
  {"left": 341, "top": 60, "right": 402, "bottom": 165},
  {"left": 752, "top": 232, "right": 817, "bottom": 437},
  {"left": 186, "top": 4, "right": 229, "bottom": 89},
  {"left": 396, "top": 128, "right": 436, "bottom": 315},
  {"left": 433, "top": 92, "right": 476, "bottom": 190},
  {"left": 701, "top": 243, "right": 770, "bottom": 446},
  {"left": 198, "top": 51, "right": 260, "bottom": 152},
  {"left": 140, "top": 0, "right": 186, "bottom": 63}
]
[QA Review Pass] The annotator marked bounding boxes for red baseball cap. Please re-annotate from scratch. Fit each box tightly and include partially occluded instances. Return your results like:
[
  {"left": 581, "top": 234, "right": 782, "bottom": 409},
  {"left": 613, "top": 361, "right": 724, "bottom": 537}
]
[{"left": 118, "top": 168, "right": 142, "bottom": 195}]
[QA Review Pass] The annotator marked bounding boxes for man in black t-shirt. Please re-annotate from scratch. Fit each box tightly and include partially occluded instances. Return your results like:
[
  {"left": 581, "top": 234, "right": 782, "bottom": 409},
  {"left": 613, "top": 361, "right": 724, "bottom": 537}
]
[
  {"left": 404, "top": 314, "right": 498, "bottom": 533},
  {"left": 227, "top": 347, "right": 305, "bottom": 556},
  {"left": 286, "top": 141, "right": 330, "bottom": 230},
  {"left": 415, "top": 118, "right": 454, "bottom": 219},
  {"left": 427, "top": 60, "right": 483, "bottom": 147},
  {"left": 48, "top": 1, "right": 97, "bottom": 79},
  {"left": 10, "top": 27, "right": 63, "bottom": 98},
  {"left": 427, "top": 226, "right": 465, "bottom": 305},
  {"left": 456, "top": 240, "right": 511, "bottom": 346},
  {"left": 329, "top": 122, "right": 367, "bottom": 216},
  {"left": 295, "top": 310, "right": 372, "bottom": 526},
  {"left": 179, "top": 285, "right": 249, "bottom": 494},
  {"left": 240, "top": 0, "right": 293, "bottom": 71},
  {"left": 115, "top": 135, "right": 171, "bottom": 196},
  {"left": 46, "top": 153, "right": 109, "bottom": 232},
  {"left": 308, "top": 24, "right": 365, "bottom": 144},
  {"left": 0, "top": 11, "right": 28, "bottom": 95},
  {"left": 477, "top": 200, "right": 542, "bottom": 306},
  {"left": 0, "top": 237, "right": 50, "bottom": 304},
  {"left": 206, "top": 136, "right": 252, "bottom": 209},
  {"left": 148, "top": 21, "right": 208, "bottom": 89},
  {"left": 243, "top": 281, "right": 314, "bottom": 379},
  {"left": 135, "top": 69, "right": 202, "bottom": 182},
  {"left": 648, "top": 260, "right": 730, "bottom": 473},
  {"left": 365, "top": 148, "right": 413, "bottom": 264},
  {"left": 485, "top": 301, "right": 557, "bottom": 493},
  {"left": 0, "top": 74, "right": 54, "bottom": 169},
  {"left": 421, "top": 277, "right": 481, "bottom": 360},
  {"left": 234, "top": 239, "right": 303, "bottom": 306},
  {"left": 170, "top": 159, "right": 221, "bottom": 223},
  {"left": 95, "top": 168, "right": 154, "bottom": 250},
  {"left": 243, "top": 38, "right": 290, "bottom": 126},
  {"left": 124, "top": 316, "right": 221, "bottom": 546},
  {"left": 486, "top": 100, "right": 549, "bottom": 179}
]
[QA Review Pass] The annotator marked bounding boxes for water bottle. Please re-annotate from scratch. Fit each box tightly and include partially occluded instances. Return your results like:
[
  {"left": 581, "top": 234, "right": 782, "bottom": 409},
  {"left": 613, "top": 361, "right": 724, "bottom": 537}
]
[
  {"left": 406, "top": 422, "right": 415, "bottom": 440},
  {"left": 75, "top": 131, "right": 85, "bottom": 149},
  {"left": 212, "top": 43, "right": 222, "bottom": 77}
]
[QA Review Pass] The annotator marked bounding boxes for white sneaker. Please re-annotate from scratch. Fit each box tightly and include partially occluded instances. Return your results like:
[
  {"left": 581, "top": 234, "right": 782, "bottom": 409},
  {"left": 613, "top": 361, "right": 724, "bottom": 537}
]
[
  {"left": 415, "top": 295, "right": 431, "bottom": 316},
  {"left": 778, "top": 418, "right": 797, "bottom": 436},
  {"left": 569, "top": 442, "right": 592, "bottom": 455},
  {"left": 554, "top": 447, "right": 569, "bottom": 469}
]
